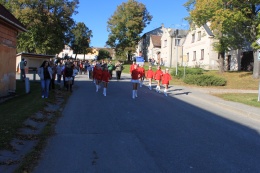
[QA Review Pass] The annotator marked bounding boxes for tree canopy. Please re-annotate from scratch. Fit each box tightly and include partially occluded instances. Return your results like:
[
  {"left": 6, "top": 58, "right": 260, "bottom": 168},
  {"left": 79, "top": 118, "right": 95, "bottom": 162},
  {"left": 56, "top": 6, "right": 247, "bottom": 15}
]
[
  {"left": 106, "top": 0, "right": 152, "bottom": 60},
  {"left": 184, "top": 0, "right": 260, "bottom": 76},
  {"left": 70, "top": 22, "right": 92, "bottom": 59},
  {"left": 1, "top": 0, "right": 79, "bottom": 55}
]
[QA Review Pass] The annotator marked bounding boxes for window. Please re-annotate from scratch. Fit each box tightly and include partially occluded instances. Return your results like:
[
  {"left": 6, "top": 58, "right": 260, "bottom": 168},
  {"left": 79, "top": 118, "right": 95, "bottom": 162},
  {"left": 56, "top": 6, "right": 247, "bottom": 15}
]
[
  {"left": 201, "top": 49, "right": 204, "bottom": 60},
  {"left": 192, "top": 34, "right": 195, "bottom": 43},
  {"left": 198, "top": 31, "right": 201, "bottom": 41},
  {"left": 175, "top": 39, "right": 180, "bottom": 46},
  {"left": 164, "top": 39, "right": 167, "bottom": 47},
  {"left": 187, "top": 53, "right": 189, "bottom": 62},
  {"left": 193, "top": 51, "right": 196, "bottom": 61}
]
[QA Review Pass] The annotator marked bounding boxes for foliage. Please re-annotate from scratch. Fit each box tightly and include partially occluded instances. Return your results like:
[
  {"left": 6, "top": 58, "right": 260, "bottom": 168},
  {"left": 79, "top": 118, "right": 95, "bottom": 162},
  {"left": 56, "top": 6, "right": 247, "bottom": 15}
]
[
  {"left": 106, "top": 0, "right": 152, "bottom": 61},
  {"left": 70, "top": 22, "right": 92, "bottom": 58},
  {"left": 172, "top": 67, "right": 204, "bottom": 79},
  {"left": 97, "top": 49, "right": 111, "bottom": 60},
  {"left": 184, "top": 0, "right": 260, "bottom": 76},
  {"left": 1, "top": 0, "right": 79, "bottom": 55},
  {"left": 183, "top": 74, "right": 226, "bottom": 86}
]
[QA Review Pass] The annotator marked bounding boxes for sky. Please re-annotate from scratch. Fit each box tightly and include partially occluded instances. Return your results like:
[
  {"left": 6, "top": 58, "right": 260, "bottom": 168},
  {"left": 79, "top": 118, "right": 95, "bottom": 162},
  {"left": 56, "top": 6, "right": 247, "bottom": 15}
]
[{"left": 72, "top": 0, "right": 189, "bottom": 48}]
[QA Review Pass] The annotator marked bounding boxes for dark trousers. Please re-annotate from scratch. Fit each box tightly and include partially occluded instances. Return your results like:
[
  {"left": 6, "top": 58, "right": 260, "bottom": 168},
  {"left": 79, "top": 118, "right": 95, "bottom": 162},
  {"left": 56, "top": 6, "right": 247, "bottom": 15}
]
[
  {"left": 116, "top": 71, "right": 122, "bottom": 80},
  {"left": 109, "top": 70, "right": 113, "bottom": 79}
]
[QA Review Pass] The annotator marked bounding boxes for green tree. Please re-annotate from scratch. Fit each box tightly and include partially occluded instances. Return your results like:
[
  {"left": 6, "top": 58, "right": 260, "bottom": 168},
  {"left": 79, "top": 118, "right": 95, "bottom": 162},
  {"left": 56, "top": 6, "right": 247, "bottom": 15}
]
[
  {"left": 184, "top": 0, "right": 260, "bottom": 77},
  {"left": 97, "top": 49, "right": 111, "bottom": 60},
  {"left": 106, "top": 0, "right": 152, "bottom": 61},
  {"left": 70, "top": 22, "right": 92, "bottom": 59},
  {"left": 1, "top": 0, "right": 79, "bottom": 55}
]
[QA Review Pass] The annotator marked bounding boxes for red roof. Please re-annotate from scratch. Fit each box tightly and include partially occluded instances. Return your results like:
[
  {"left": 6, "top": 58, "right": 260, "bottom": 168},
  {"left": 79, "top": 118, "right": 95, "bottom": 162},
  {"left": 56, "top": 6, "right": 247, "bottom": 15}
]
[{"left": 0, "top": 4, "right": 26, "bottom": 32}]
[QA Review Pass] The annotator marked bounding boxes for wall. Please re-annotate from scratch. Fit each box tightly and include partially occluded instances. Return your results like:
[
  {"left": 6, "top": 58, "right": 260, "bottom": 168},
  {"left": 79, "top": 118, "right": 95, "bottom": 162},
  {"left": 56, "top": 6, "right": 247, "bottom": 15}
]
[{"left": 0, "top": 22, "right": 17, "bottom": 96}]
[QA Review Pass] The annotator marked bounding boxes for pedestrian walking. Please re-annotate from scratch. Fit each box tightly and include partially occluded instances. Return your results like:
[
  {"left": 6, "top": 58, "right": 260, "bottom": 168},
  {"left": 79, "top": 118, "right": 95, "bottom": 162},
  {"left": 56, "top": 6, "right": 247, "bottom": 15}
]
[
  {"left": 138, "top": 64, "right": 145, "bottom": 87},
  {"left": 64, "top": 63, "right": 73, "bottom": 92},
  {"left": 131, "top": 64, "right": 141, "bottom": 99},
  {"left": 94, "top": 64, "right": 103, "bottom": 92},
  {"left": 162, "top": 68, "right": 172, "bottom": 96},
  {"left": 107, "top": 61, "right": 115, "bottom": 79},
  {"left": 154, "top": 66, "right": 163, "bottom": 93},
  {"left": 146, "top": 66, "right": 154, "bottom": 90},
  {"left": 115, "top": 61, "right": 124, "bottom": 80},
  {"left": 37, "top": 60, "right": 52, "bottom": 98},
  {"left": 19, "top": 58, "right": 27, "bottom": 81},
  {"left": 101, "top": 66, "right": 111, "bottom": 96}
]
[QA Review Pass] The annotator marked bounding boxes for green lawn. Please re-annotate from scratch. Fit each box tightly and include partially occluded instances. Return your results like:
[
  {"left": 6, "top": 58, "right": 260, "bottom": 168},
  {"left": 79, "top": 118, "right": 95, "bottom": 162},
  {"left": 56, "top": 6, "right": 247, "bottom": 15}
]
[{"left": 213, "top": 93, "right": 260, "bottom": 108}]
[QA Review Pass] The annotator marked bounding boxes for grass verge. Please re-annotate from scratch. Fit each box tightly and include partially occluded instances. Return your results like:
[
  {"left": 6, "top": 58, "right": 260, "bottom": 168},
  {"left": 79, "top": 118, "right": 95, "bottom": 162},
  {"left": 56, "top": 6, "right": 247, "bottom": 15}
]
[
  {"left": 0, "top": 80, "right": 46, "bottom": 150},
  {"left": 213, "top": 93, "right": 260, "bottom": 108}
]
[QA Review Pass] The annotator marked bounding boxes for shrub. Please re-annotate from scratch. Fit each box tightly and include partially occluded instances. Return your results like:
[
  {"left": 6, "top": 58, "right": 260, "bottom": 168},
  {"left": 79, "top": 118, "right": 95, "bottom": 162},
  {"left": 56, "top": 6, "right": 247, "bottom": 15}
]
[
  {"left": 171, "top": 67, "right": 204, "bottom": 79},
  {"left": 183, "top": 74, "right": 226, "bottom": 86}
]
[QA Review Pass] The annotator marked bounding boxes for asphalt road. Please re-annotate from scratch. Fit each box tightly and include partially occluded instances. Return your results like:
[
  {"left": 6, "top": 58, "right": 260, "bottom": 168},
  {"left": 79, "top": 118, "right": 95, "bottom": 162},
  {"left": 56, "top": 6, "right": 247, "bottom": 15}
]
[{"left": 33, "top": 74, "right": 260, "bottom": 173}]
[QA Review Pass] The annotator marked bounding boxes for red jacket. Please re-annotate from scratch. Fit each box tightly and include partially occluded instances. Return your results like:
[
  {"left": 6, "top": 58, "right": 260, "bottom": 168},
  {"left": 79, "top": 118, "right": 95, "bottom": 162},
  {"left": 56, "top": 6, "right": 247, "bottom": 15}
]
[
  {"left": 146, "top": 69, "right": 154, "bottom": 78},
  {"left": 102, "top": 70, "right": 111, "bottom": 83},
  {"left": 131, "top": 69, "right": 140, "bottom": 80},
  {"left": 95, "top": 68, "right": 103, "bottom": 80},
  {"left": 130, "top": 64, "right": 136, "bottom": 73},
  {"left": 138, "top": 67, "right": 145, "bottom": 77},
  {"left": 154, "top": 69, "right": 163, "bottom": 80},
  {"left": 162, "top": 73, "right": 172, "bottom": 85}
]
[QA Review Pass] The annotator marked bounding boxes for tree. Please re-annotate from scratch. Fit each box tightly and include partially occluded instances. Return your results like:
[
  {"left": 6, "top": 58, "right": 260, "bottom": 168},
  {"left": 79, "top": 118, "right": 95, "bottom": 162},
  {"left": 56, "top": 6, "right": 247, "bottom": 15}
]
[
  {"left": 106, "top": 0, "right": 152, "bottom": 61},
  {"left": 185, "top": 0, "right": 260, "bottom": 77},
  {"left": 185, "top": 0, "right": 249, "bottom": 73},
  {"left": 97, "top": 49, "right": 111, "bottom": 60},
  {"left": 70, "top": 22, "right": 92, "bottom": 59},
  {"left": 1, "top": 0, "right": 79, "bottom": 55}
]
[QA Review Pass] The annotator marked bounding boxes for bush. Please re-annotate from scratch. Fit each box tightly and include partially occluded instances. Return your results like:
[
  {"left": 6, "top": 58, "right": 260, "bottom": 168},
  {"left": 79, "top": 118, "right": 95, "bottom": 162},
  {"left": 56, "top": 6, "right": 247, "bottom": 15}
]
[
  {"left": 183, "top": 74, "right": 226, "bottom": 86},
  {"left": 171, "top": 67, "right": 204, "bottom": 79}
]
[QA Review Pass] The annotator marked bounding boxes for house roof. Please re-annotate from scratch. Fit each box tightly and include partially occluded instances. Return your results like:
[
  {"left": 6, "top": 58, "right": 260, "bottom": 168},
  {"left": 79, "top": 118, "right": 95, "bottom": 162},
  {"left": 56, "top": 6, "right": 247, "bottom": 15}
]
[
  {"left": 203, "top": 24, "right": 214, "bottom": 36},
  {"left": 0, "top": 4, "right": 26, "bottom": 32},
  {"left": 17, "top": 52, "right": 55, "bottom": 59},
  {"left": 150, "top": 35, "right": 161, "bottom": 47}
]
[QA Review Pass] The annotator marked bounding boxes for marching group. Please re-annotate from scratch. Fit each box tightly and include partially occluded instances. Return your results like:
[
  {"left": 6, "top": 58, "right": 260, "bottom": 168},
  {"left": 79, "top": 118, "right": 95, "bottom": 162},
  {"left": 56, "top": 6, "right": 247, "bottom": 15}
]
[
  {"left": 34, "top": 58, "right": 172, "bottom": 99},
  {"left": 36, "top": 59, "right": 124, "bottom": 98},
  {"left": 129, "top": 61, "right": 172, "bottom": 99}
]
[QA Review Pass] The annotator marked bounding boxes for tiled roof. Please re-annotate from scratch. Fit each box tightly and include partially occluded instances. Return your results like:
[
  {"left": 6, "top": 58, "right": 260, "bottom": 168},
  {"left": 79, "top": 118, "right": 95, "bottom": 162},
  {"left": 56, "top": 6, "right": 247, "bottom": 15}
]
[
  {"left": 0, "top": 4, "right": 26, "bottom": 32},
  {"left": 151, "top": 35, "right": 161, "bottom": 47}
]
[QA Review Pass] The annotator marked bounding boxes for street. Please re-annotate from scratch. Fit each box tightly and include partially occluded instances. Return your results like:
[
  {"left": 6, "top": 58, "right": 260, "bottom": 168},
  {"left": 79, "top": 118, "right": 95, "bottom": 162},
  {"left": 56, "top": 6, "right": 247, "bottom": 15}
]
[{"left": 33, "top": 74, "right": 260, "bottom": 173}]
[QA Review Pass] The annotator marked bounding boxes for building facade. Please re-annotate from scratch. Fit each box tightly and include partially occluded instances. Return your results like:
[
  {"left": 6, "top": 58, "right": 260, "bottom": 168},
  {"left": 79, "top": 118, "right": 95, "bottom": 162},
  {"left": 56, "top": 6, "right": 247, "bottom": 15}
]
[{"left": 0, "top": 5, "right": 26, "bottom": 97}]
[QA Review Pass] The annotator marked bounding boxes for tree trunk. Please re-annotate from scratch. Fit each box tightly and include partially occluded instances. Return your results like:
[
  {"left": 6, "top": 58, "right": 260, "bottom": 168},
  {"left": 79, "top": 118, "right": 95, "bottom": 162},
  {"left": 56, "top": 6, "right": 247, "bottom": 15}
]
[
  {"left": 252, "top": 50, "right": 260, "bottom": 79},
  {"left": 218, "top": 52, "right": 225, "bottom": 73}
]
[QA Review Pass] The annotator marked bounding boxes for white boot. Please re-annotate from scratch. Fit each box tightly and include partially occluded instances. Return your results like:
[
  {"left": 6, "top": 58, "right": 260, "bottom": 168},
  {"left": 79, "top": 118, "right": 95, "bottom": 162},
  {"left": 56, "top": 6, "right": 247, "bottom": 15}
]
[
  {"left": 103, "top": 88, "right": 107, "bottom": 96},
  {"left": 156, "top": 86, "right": 159, "bottom": 92},
  {"left": 158, "top": 86, "right": 161, "bottom": 93},
  {"left": 135, "top": 90, "right": 138, "bottom": 97},
  {"left": 164, "top": 89, "right": 167, "bottom": 96},
  {"left": 132, "top": 90, "right": 135, "bottom": 99},
  {"left": 149, "top": 84, "right": 152, "bottom": 90},
  {"left": 96, "top": 85, "right": 98, "bottom": 92}
]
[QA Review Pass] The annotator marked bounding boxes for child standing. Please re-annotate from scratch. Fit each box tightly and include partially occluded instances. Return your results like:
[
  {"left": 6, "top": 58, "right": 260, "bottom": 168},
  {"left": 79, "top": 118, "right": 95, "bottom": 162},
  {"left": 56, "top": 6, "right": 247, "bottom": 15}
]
[
  {"left": 162, "top": 68, "right": 172, "bottom": 96},
  {"left": 138, "top": 64, "right": 145, "bottom": 87},
  {"left": 154, "top": 66, "right": 163, "bottom": 93},
  {"left": 131, "top": 64, "right": 141, "bottom": 99},
  {"left": 145, "top": 66, "right": 154, "bottom": 90},
  {"left": 94, "top": 64, "right": 103, "bottom": 92},
  {"left": 101, "top": 67, "right": 111, "bottom": 96}
]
